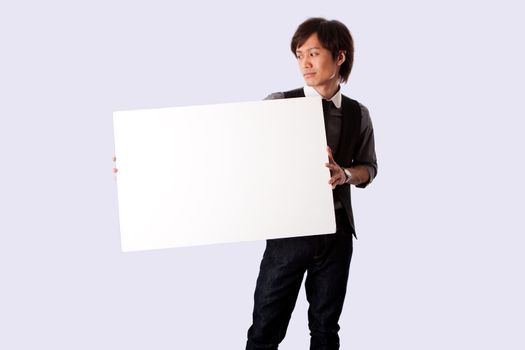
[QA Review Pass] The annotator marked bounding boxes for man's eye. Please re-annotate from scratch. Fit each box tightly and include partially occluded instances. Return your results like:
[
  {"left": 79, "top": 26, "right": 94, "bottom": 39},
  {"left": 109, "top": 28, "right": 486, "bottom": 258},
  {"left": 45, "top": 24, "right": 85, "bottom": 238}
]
[{"left": 310, "top": 52, "right": 318, "bottom": 57}]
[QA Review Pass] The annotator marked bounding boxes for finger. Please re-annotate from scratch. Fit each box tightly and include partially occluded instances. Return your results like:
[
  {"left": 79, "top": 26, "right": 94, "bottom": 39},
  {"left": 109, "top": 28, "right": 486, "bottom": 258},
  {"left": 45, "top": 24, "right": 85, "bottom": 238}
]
[
  {"left": 112, "top": 168, "right": 118, "bottom": 173},
  {"left": 327, "top": 168, "right": 338, "bottom": 177},
  {"left": 329, "top": 175, "right": 339, "bottom": 185},
  {"left": 326, "top": 147, "right": 337, "bottom": 165},
  {"left": 327, "top": 151, "right": 335, "bottom": 164},
  {"left": 326, "top": 163, "right": 344, "bottom": 177},
  {"left": 329, "top": 174, "right": 345, "bottom": 186},
  {"left": 326, "top": 145, "right": 333, "bottom": 157},
  {"left": 112, "top": 155, "right": 116, "bottom": 162}
]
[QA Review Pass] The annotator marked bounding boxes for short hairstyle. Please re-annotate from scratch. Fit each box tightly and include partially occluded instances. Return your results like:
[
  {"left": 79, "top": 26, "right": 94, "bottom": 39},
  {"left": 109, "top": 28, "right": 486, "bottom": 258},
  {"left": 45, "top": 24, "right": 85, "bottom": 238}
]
[{"left": 291, "top": 18, "right": 355, "bottom": 83}]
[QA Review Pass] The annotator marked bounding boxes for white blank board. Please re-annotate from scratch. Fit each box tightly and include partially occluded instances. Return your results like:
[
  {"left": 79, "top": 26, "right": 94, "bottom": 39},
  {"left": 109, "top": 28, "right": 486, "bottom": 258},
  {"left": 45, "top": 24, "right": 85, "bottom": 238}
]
[{"left": 113, "top": 96, "right": 336, "bottom": 252}]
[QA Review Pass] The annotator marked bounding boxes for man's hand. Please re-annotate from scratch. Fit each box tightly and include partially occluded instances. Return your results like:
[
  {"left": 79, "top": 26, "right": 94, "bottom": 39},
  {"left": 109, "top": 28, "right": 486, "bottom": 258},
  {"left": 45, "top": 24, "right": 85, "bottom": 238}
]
[
  {"left": 325, "top": 146, "right": 347, "bottom": 189},
  {"left": 325, "top": 146, "right": 371, "bottom": 188}
]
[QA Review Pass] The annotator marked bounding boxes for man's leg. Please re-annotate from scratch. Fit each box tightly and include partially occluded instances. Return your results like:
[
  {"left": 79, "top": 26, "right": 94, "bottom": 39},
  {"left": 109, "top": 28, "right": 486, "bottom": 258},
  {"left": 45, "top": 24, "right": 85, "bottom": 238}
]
[
  {"left": 304, "top": 210, "right": 353, "bottom": 350},
  {"left": 246, "top": 237, "right": 313, "bottom": 350}
]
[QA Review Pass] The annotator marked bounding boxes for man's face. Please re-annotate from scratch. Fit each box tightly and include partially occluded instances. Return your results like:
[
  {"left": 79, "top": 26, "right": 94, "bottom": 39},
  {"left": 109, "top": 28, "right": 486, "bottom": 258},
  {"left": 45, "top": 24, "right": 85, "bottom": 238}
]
[{"left": 295, "top": 33, "right": 344, "bottom": 88}]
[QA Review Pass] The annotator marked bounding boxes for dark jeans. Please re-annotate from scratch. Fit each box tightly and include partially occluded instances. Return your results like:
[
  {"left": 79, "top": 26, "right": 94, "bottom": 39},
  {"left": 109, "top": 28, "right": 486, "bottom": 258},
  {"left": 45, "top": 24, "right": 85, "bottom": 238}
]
[{"left": 246, "top": 209, "right": 353, "bottom": 350}]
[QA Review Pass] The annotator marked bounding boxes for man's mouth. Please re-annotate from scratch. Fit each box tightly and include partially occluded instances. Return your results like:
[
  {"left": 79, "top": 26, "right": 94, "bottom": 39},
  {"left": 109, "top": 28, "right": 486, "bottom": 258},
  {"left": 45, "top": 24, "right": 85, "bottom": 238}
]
[{"left": 303, "top": 72, "right": 315, "bottom": 78}]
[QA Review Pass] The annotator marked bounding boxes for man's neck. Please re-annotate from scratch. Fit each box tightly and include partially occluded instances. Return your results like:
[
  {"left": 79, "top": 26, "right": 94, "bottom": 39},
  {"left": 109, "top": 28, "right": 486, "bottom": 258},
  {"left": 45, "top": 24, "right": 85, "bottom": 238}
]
[{"left": 312, "top": 80, "right": 340, "bottom": 100}]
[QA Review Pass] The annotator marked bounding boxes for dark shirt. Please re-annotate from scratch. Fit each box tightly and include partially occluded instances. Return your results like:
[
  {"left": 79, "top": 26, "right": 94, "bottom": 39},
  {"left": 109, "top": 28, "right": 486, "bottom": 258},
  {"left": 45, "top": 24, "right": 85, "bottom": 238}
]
[{"left": 322, "top": 99, "right": 343, "bottom": 158}]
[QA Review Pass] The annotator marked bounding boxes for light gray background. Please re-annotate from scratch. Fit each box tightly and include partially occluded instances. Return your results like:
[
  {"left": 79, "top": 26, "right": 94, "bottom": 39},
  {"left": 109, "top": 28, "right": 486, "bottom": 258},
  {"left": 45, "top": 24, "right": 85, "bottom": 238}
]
[{"left": 1, "top": 0, "right": 523, "bottom": 349}]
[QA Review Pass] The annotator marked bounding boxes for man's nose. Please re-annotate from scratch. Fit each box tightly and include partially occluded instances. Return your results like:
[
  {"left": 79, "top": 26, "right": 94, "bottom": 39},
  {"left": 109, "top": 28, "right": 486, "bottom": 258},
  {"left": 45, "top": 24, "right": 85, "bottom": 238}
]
[{"left": 300, "top": 57, "right": 312, "bottom": 69}]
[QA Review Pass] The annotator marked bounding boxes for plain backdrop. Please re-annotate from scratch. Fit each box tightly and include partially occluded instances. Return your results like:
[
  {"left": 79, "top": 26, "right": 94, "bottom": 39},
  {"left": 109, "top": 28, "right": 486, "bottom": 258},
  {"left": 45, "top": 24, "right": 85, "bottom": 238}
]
[{"left": 1, "top": 0, "right": 524, "bottom": 349}]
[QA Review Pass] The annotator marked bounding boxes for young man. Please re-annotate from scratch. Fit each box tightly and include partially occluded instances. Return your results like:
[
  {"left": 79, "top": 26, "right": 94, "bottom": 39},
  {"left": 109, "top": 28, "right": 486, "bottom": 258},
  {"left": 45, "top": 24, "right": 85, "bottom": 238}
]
[{"left": 246, "top": 18, "right": 377, "bottom": 350}]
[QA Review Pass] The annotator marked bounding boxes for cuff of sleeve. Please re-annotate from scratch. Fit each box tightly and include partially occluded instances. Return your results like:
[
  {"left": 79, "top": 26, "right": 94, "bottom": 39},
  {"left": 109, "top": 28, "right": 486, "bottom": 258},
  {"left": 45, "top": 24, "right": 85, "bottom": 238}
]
[{"left": 356, "top": 165, "right": 375, "bottom": 188}]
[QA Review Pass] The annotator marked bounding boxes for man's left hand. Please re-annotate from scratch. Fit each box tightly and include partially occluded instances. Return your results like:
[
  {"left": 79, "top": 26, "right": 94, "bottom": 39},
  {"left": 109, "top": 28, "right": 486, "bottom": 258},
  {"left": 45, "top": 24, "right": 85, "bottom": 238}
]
[{"left": 325, "top": 146, "right": 347, "bottom": 189}]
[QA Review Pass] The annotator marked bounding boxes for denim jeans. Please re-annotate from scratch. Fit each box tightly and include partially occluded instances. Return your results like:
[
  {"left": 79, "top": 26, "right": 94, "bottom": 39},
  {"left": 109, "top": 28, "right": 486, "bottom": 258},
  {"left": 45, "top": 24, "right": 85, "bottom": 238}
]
[{"left": 246, "top": 209, "right": 353, "bottom": 350}]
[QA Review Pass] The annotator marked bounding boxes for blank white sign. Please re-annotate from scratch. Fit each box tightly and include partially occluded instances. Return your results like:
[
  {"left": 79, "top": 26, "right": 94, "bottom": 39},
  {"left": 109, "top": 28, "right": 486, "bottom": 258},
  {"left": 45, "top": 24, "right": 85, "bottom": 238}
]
[{"left": 113, "top": 97, "right": 336, "bottom": 252}]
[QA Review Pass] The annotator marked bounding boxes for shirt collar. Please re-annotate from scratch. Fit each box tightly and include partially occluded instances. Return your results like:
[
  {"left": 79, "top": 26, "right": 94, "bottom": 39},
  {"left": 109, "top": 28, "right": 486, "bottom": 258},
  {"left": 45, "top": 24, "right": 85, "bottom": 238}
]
[{"left": 303, "top": 85, "right": 342, "bottom": 109}]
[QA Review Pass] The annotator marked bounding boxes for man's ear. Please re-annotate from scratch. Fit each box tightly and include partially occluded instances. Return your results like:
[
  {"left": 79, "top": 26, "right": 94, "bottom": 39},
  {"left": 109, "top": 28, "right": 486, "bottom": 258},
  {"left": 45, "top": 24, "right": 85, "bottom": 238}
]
[{"left": 336, "top": 50, "right": 346, "bottom": 66}]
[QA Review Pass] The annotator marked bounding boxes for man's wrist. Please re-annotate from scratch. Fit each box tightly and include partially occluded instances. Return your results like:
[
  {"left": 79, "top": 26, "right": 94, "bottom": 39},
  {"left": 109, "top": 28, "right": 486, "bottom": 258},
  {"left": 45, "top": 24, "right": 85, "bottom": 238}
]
[{"left": 343, "top": 168, "right": 352, "bottom": 184}]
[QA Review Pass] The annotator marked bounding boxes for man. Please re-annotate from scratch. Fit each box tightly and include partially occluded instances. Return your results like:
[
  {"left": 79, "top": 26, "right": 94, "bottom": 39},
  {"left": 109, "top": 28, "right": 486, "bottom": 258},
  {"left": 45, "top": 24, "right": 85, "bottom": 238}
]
[{"left": 246, "top": 18, "right": 377, "bottom": 350}]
